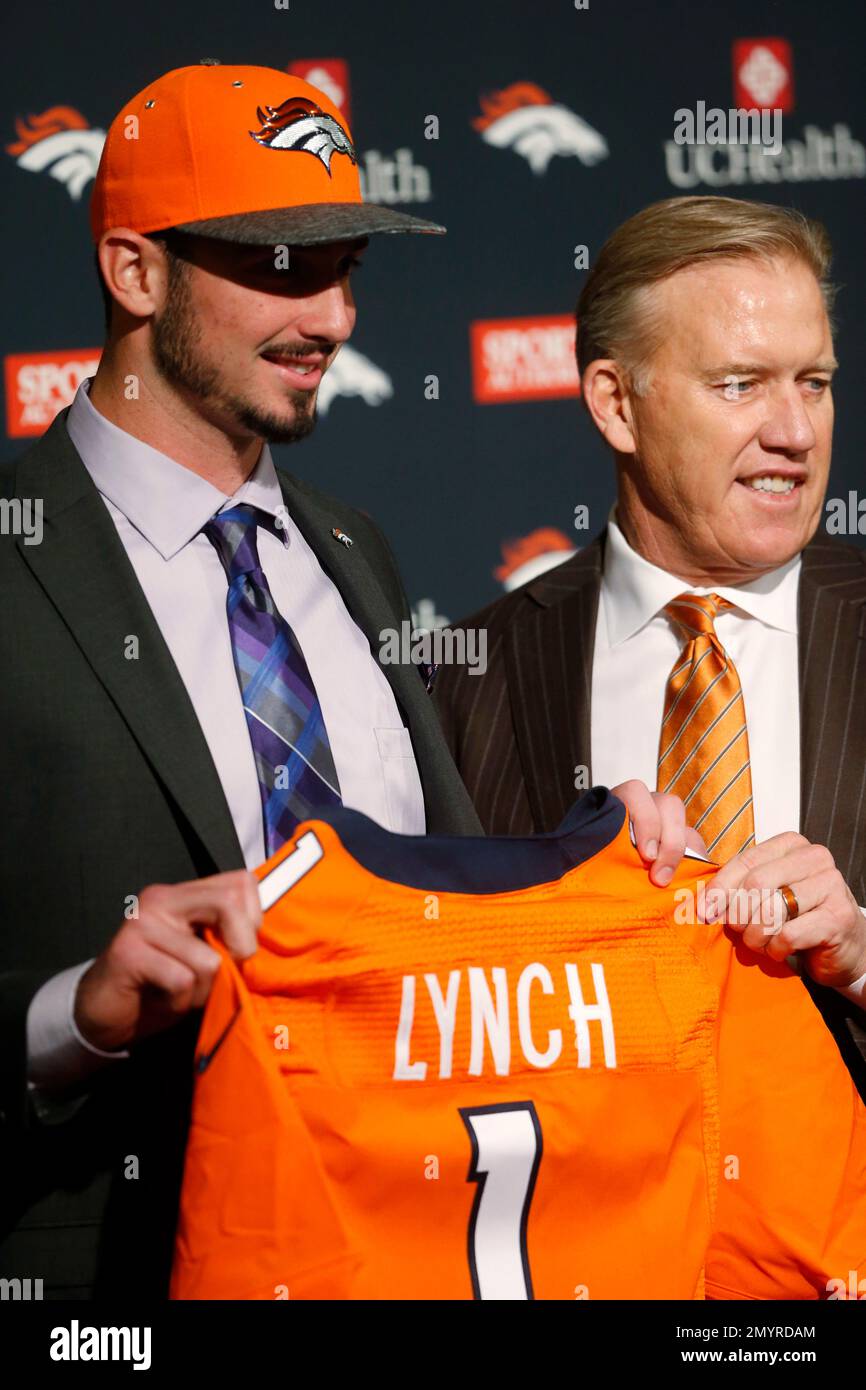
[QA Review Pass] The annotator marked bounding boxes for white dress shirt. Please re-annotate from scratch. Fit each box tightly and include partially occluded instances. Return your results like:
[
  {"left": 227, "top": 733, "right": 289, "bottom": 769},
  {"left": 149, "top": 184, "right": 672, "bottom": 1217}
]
[
  {"left": 28, "top": 377, "right": 425, "bottom": 1096},
  {"left": 591, "top": 513, "right": 801, "bottom": 844}
]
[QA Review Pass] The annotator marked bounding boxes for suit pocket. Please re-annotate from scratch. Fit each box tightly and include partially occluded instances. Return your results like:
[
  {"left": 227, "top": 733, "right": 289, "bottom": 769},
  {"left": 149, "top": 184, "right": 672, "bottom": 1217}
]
[{"left": 374, "top": 727, "right": 425, "bottom": 834}]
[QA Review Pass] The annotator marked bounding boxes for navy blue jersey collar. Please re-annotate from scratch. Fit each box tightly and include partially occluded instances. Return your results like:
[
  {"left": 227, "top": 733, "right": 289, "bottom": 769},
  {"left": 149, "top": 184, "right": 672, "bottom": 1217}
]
[{"left": 305, "top": 787, "right": 626, "bottom": 894}]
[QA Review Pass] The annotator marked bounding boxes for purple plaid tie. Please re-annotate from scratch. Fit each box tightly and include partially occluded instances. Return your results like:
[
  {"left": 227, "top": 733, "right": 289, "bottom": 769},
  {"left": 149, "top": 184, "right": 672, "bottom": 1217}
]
[{"left": 203, "top": 503, "right": 341, "bottom": 857}]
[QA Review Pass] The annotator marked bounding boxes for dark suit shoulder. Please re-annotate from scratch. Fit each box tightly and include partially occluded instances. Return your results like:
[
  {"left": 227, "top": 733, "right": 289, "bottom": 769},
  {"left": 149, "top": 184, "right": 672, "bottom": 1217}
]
[{"left": 802, "top": 531, "right": 866, "bottom": 577}]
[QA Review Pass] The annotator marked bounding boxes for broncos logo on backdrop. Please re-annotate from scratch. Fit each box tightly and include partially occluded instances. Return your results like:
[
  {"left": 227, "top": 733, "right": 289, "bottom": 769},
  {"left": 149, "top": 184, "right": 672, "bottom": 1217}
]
[
  {"left": 317, "top": 344, "right": 393, "bottom": 416},
  {"left": 494, "top": 528, "right": 577, "bottom": 591},
  {"left": 6, "top": 106, "right": 106, "bottom": 200},
  {"left": 473, "top": 82, "right": 608, "bottom": 174},
  {"left": 249, "top": 96, "right": 356, "bottom": 174}
]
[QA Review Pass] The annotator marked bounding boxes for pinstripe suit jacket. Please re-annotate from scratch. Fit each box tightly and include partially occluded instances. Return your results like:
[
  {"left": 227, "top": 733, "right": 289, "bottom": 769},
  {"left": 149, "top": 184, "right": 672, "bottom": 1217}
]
[{"left": 434, "top": 529, "right": 866, "bottom": 1095}]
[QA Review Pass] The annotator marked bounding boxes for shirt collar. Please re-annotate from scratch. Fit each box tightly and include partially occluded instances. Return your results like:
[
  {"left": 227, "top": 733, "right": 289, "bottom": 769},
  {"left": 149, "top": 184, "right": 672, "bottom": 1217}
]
[
  {"left": 601, "top": 507, "right": 800, "bottom": 646},
  {"left": 66, "top": 376, "right": 289, "bottom": 560}
]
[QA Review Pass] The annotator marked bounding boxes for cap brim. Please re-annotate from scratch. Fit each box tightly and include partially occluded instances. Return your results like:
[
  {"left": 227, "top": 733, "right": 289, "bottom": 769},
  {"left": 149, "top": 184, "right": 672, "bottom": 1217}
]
[{"left": 172, "top": 203, "right": 446, "bottom": 246}]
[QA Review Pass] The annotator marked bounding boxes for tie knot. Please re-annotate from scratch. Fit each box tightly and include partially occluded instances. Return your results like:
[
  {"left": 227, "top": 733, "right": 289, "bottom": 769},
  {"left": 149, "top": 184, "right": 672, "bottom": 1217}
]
[
  {"left": 203, "top": 503, "right": 275, "bottom": 579},
  {"left": 663, "top": 592, "right": 732, "bottom": 638}
]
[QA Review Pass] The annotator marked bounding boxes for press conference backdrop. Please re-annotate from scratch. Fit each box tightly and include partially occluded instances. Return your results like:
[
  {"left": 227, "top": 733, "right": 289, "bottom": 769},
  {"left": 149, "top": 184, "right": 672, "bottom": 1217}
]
[{"left": 2, "top": 0, "right": 864, "bottom": 623}]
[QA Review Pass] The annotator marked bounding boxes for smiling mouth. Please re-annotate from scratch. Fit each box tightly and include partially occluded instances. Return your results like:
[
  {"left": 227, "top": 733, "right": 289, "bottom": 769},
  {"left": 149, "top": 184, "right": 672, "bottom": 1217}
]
[
  {"left": 736, "top": 473, "right": 805, "bottom": 496},
  {"left": 260, "top": 352, "right": 325, "bottom": 388}
]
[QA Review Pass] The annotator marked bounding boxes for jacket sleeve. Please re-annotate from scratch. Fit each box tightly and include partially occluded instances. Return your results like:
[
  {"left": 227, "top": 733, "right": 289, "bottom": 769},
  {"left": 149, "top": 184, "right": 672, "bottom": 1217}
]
[{"left": 0, "top": 969, "right": 54, "bottom": 1133}]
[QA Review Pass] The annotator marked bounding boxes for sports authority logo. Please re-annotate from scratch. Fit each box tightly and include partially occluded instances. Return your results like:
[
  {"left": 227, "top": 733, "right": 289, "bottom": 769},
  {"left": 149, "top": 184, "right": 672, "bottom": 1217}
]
[
  {"left": 665, "top": 38, "right": 864, "bottom": 187},
  {"left": 472, "top": 83, "right": 608, "bottom": 173},
  {"left": 733, "top": 39, "right": 793, "bottom": 113},
  {"left": 5, "top": 351, "right": 99, "bottom": 437},
  {"left": 317, "top": 344, "right": 393, "bottom": 416},
  {"left": 249, "top": 96, "right": 357, "bottom": 174},
  {"left": 5, "top": 106, "right": 105, "bottom": 200},
  {"left": 287, "top": 59, "right": 351, "bottom": 124},
  {"left": 471, "top": 315, "right": 580, "bottom": 404},
  {"left": 494, "top": 529, "right": 577, "bottom": 592}
]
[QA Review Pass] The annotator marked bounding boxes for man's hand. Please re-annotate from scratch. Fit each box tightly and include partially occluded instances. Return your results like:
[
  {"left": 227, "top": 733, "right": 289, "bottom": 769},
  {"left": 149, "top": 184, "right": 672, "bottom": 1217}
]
[
  {"left": 697, "top": 833, "right": 866, "bottom": 992},
  {"left": 74, "top": 871, "right": 262, "bottom": 1053},
  {"left": 610, "top": 780, "right": 707, "bottom": 888}
]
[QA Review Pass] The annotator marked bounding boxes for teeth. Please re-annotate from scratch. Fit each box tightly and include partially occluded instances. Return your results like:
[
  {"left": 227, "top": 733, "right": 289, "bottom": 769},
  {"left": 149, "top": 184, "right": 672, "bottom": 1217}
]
[
  {"left": 266, "top": 357, "right": 315, "bottom": 373},
  {"left": 744, "top": 475, "right": 796, "bottom": 493}
]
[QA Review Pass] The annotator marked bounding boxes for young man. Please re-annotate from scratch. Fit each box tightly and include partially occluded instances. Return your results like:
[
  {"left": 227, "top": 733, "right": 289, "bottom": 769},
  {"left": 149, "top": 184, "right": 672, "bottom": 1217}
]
[{"left": 0, "top": 63, "right": 687, "bottom": 1299}]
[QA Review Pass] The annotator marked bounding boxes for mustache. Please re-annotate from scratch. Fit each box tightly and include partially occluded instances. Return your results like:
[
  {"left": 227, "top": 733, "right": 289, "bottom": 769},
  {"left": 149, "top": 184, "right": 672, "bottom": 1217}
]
[{"left": 261, "top": 343, "right": 336, "bottom": 358}]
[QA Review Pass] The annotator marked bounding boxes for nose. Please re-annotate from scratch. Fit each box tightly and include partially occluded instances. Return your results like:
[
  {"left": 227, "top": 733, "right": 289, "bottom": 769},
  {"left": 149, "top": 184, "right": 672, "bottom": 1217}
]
[
  {"left": 757, "top": 382, "right": 817, "bottom": 456},
  {"left": 294, "top": 280, "right": 355, "bottom": 346}
]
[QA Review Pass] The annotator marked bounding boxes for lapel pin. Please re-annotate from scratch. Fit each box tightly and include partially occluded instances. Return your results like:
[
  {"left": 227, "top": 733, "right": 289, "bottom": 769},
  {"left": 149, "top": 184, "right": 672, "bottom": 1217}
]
[{"left": 331, "top": 527, "right": 354, "bottom": 548}]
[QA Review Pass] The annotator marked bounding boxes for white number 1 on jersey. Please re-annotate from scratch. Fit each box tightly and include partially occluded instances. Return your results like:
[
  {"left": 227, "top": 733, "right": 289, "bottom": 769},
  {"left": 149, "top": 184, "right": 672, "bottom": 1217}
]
[{"left": 460, "top": 1102, "right": 543, "bottom": 1300}]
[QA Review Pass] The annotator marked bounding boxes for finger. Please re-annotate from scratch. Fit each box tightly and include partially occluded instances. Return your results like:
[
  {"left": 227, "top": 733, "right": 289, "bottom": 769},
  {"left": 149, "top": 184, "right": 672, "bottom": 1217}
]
[
  {"left": 748, "top": 906, "right": 839, "bottom": 966},
  {"left": 684, "top": 827, "right": 708, "bottom": 856},
  {"left": 121, "top": 934, "right": 208, "bottom": 1014},
  {"left": 613, "top": 780, "right": 661, "bottom": 860},
  {"left": 206, "top": 873, "right": 262, "bottom": 960},
  {"left": 648, "top": 793, "right": 688, "bottom": 887},
  {"left": 140, "top": 872, "right": 262, "bottom": 959},
  {"left": 734, "top": 868, "right": 839, "bottom": 954},
  {"left": 125, "top": 920, "right": 224, "bottom": 1008},
  {"left": 706, "top": 832, "right": 809, "bottom": 895},
  {"left": 706, "top": 846, "right": 836, "bottom": 927}
]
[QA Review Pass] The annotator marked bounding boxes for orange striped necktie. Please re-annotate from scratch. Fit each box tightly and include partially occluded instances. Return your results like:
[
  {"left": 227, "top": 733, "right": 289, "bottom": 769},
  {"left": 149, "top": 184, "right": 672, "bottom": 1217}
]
[{"left": 657, "top": 593, "right": 756, "bottom": 862}]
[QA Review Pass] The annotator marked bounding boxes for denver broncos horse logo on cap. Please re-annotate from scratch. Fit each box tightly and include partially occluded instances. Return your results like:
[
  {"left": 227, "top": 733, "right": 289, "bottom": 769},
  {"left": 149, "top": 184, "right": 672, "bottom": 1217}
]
[{"left": 249, "top": 96, "right": 356, "bottom": 175}]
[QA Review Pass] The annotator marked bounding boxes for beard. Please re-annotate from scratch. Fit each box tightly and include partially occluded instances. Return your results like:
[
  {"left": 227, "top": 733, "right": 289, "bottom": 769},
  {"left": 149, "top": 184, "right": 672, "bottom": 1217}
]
[{"left": 150, "top": 261, "right": 319, "bottom": 445}]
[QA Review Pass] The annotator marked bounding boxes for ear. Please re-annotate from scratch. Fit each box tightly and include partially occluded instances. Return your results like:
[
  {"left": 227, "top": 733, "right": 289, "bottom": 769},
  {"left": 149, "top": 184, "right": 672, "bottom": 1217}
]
[
  {"left": 97, "top": 230, "right": 168, "bottom": 323},
  {"left": 580, "top": 359, "right": 638, "bottom": 454}
]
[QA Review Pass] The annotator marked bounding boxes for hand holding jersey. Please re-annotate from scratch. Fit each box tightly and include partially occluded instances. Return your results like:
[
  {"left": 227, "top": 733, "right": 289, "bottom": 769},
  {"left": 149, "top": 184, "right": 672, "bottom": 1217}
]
[
  {"left": 699, "top": 833, "right": 866, "bottom": 998},
  {"left": 73, "top": 873, "right": 261, "bottom": 1055}
]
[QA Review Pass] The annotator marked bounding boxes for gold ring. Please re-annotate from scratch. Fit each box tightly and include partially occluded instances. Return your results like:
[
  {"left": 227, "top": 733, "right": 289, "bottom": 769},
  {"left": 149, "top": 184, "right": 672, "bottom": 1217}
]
[{"left": 777, "top": 883, "right": 800, "bottom": 922}]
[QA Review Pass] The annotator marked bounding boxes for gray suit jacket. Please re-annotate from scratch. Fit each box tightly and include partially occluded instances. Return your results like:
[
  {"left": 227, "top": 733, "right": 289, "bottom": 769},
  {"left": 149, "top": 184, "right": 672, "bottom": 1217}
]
[
  {"left": 434, "top": 529, "right": 866, "bottom": 1098},
  {"left": 0, "top": 407, "right": 481, "bottom": 1298}
]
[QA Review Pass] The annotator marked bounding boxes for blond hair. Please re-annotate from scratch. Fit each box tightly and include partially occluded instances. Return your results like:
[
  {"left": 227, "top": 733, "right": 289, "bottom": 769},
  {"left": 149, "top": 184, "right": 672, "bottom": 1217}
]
[{"left": 576, "top": 196, "right": 835, "bottom": 396}]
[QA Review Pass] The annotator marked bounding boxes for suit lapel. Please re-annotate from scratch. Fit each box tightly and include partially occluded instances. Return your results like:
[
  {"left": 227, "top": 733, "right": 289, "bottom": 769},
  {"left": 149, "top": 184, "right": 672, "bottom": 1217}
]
[
  {"left": 15, "top": 412, "right": 245, "bottom": 872},
  {"left": 504, "top": 536, "right": 604, "bottom": 830},
  {"left": 798, "top": 536, "right": 866, "bottom": 896}
]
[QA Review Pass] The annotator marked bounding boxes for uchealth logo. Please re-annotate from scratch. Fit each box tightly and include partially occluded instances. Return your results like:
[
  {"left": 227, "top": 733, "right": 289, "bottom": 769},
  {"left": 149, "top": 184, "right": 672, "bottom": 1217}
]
[
  {"left": 471, "top": 315, "right": 580, "bottom": 404},
  {"left": 317, "top": 344, "right": 393, "bottom": 416},
  {"left": 664, "top": 37, "right": 864, "bottom": 187},
  {"left": 287, "top": 59, "right": 351, "bottom": 124},
  {"left": 5, "top": 351, "right": 99, "bottom": 437},
  {"left": 472, "top": 83, "right": 608, "bottom": 174},
  {"left": 494, "top": 529, "right": 577, "bottom": 592},
  {"left": 6, "top": 105, "right": 105, "bottom": 200}
]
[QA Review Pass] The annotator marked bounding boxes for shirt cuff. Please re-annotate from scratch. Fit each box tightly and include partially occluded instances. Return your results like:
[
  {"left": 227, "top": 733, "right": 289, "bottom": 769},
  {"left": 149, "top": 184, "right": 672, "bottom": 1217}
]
[
  {"left": 839, "top": 971, "right": 866, "bottom": 1008},
  {"left": 27, "top": 959, "right": 130, "bottom": 1092}
]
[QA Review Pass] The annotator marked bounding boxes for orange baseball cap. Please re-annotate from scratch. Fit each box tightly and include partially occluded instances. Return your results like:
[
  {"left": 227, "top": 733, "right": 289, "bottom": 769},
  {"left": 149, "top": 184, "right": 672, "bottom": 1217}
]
[{"left": 90, "top": 60, "right": 445, "bottom": 246}]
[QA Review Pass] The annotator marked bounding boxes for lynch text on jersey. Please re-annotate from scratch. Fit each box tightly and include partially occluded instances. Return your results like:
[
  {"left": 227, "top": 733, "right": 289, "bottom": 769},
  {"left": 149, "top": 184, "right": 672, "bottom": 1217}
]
[{"left": 393, "top": 961, "right": 616, "bottom": 1080}]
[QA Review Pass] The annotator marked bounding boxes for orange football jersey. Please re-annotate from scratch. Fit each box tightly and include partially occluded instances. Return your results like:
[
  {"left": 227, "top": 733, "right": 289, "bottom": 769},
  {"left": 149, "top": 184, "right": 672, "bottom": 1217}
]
[{"left": 170, "top": 790, "right": 866, "bottom": 1301}]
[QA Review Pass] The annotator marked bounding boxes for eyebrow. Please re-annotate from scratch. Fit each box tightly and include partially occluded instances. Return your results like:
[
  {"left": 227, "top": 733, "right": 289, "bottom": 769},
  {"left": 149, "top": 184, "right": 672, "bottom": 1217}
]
[{"left": 698, "top": 358, "right": 839, "bottom": 381}]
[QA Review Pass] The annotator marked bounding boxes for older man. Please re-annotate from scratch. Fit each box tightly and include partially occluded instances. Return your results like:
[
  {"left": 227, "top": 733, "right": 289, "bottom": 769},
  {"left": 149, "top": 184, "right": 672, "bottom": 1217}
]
[{"left": 435, "top": 195, "right": 866, "bottom": 1090}]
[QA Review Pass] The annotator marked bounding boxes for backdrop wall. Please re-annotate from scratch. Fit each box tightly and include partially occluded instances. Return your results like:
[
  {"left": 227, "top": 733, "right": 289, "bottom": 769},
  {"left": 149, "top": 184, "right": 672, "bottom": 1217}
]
[{"left": 3, "top": 0, "right": 864, "bottom": 624}]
